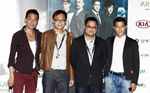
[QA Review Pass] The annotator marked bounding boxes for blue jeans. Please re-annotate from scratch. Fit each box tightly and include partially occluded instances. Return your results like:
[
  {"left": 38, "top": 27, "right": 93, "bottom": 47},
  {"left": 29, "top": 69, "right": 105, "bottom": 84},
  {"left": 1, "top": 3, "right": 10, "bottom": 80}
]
[
  {"left": 104, "top": 72, "right": 131, "bottom": 93},
  {"left": 42, "top": 70, "right": 69, "bottom": 93},
  {"left": 76, "top": 86, "right": 102, "bottom": 93}
]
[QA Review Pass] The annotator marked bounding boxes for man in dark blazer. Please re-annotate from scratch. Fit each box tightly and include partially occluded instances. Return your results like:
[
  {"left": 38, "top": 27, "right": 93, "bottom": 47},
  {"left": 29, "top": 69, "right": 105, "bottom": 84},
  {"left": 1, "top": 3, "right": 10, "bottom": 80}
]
[
  {"left": 72, "top": 17, "right": 107, "bottom": 93},
  {"left": 7, "top": 9, "right": 41, "bottom": 93},
  {"left": 104, "top": 17, "right": 140, "bottom": 93}
]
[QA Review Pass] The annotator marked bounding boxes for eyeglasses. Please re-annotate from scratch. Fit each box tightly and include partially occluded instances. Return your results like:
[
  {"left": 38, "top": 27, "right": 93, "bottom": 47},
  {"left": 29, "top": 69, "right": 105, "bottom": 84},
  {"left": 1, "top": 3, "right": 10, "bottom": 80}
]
[{"left": 86, "top": 25, "right": 97, "bottom": 29}]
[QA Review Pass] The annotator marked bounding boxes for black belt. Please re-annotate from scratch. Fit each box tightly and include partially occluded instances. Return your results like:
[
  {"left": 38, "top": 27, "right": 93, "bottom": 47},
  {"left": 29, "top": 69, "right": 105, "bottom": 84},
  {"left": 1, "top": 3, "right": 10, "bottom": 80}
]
[{"left": 109, "top": 71, "right": 125, "bottom": 76}]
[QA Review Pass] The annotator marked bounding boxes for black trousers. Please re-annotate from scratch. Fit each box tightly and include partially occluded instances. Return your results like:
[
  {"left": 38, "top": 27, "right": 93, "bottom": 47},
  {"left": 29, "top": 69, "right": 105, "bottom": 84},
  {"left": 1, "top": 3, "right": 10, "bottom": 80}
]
[
  {"left": 42, "top": 70, "right": 69, "bottom": 93},
  {"left": 76, "top": 85, "right": 102, "bottom": 93}
]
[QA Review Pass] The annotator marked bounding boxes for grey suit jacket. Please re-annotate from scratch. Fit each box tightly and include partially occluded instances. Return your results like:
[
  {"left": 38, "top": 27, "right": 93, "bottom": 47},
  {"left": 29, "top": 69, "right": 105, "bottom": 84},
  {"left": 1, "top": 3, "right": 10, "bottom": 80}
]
[{"left": 70, "top": 10, "right": 87, "bottom": 38}]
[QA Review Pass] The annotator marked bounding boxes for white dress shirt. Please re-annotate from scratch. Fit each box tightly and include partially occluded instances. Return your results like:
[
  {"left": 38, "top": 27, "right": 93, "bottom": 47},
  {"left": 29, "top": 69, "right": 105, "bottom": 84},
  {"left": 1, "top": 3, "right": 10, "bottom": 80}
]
[
  {"left": 51, "top": 31, "right": 67, "bottom": 70},
  {"left": 110, "top": 35, "right": 126, "bottom": 73},
  {"left": 29, "top": 40, "right": 36, "bottom": 69},
  {"left": 85, "top": 36, "right": 95, "bottom": 66}
]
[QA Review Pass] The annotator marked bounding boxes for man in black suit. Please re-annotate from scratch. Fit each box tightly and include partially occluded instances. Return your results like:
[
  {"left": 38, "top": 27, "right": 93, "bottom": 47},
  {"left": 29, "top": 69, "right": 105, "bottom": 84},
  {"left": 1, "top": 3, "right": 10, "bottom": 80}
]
[
  {"left": 104, "top": 17, "right": 140, "bottom": 93},
  {"left": 72, "top": 17, "right": 107, "bottom": 93},
  {"left": 7, "top": 9, "right": 41, "bottom": 93}
]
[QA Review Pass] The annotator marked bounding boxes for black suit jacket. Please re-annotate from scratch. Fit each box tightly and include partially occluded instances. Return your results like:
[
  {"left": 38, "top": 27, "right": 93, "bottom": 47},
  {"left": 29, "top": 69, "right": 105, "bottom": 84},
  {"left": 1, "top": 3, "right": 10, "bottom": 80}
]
[
  {"left": 105, "top": 36, "right": 140, "bottom": 84},
  {"left": 8, "top": 26, "right": 41, "bottom": 74},
  {"left": 72, "top": 35, "right": 107, "bottom": 87}
]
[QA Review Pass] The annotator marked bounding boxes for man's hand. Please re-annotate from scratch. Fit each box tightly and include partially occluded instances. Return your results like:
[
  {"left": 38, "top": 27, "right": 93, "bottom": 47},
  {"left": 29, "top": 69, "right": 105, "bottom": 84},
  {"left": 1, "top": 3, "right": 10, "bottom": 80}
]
[
  {"left": 8, "top": 75, "right": 14, "bottom": 87},
  {"left": 130, "top": 83, "right": 137, "bottom": 93},
  {"left": 69, "top": 80, "right": 74, "bottom": 87},
  {"left": 8, "top": 66, "right": 15, "bottom": 87}
]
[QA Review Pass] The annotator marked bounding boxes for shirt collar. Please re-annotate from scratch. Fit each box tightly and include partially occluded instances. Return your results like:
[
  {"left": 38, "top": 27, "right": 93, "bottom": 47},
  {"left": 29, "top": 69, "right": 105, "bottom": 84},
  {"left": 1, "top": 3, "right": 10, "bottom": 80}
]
[
  {"left": 84, "top": 35, "right": 95, "bottom": 45},
  {"left": 115, "top": 35, "right": 126, "bottom": 41}
]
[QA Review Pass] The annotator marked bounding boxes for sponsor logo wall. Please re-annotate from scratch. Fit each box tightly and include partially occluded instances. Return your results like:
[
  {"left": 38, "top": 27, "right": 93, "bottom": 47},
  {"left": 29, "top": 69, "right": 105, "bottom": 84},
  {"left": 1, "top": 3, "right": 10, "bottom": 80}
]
[{"left": 128, "top": 0, "right": 150, "bottom": 93}]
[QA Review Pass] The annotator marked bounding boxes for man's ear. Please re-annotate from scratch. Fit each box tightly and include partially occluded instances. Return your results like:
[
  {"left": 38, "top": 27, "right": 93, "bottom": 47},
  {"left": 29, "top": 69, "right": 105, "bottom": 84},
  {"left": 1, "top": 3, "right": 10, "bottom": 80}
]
[
  {"left": 125, "top": 26, "right": 127, "bottom": 29},
  {"left": 24, "top": 19, "right": 27, "bottom": 24},
  {"left": 112, "top": 26, "right": 115, "bottom": 30}
]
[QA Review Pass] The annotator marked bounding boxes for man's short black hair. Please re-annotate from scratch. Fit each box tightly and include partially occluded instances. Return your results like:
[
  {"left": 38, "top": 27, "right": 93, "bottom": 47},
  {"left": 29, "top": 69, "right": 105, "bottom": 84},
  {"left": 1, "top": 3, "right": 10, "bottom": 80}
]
[
  {"left": 52, "top": 10, "right": 67, "bottom": 21},
  {"left": 113, "top": 17, "right": 127, "bottom": 26},
  {"left": 25, "top": 9, "right": 39, "bottom": 20},
  {"left": 85, "top": 17, "right": 98, "bottom": 26}
]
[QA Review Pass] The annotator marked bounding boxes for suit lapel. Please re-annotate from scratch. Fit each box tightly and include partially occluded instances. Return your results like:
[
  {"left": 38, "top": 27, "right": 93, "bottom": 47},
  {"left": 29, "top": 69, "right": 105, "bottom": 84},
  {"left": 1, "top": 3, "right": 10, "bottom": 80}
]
[
  {"left": 110, "top": 37, "right": 115, "bottom": 63},
  {"left": 80, "top": 36, "right": 91, "bottom": 67},
  {"left": 35, "top": 31, "right": 41, "bottom": 57},
  {"left": 22, "top": 30, "right": 34, "bottom": 57},
  {"left": 91, "top": 37, "right": 98, "bottom": 67},
  {"left": 123, "top": 37, "right": 129, "bottom": 67}
]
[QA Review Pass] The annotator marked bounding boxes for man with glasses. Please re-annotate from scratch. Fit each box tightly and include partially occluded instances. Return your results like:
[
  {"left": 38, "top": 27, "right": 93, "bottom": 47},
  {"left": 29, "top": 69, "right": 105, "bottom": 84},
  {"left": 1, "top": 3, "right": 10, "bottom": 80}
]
[
  {"left": 40, "top": 10, "right": 74, "bottom": 93},
  {"left": 72, "top": 17, "right": 107, "bottom": 93}
]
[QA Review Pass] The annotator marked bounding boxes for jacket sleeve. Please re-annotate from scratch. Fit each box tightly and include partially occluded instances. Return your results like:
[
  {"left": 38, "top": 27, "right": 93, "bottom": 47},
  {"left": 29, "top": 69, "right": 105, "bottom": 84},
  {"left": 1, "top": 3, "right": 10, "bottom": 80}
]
[
  {"left": 8, "top": 33, "right": 18, "bottom": 68},
  {"left": 68, "top": 32, "right": 74, "bottom": 80},
  {"left": 131, "top": 41, "right": 140, "bottom": 84},
  {"left": 40, "top": 32, "right": 47, "bottom": 69},
  {"left": 71, "top": 39, "right": 78, "bottom": 70}
]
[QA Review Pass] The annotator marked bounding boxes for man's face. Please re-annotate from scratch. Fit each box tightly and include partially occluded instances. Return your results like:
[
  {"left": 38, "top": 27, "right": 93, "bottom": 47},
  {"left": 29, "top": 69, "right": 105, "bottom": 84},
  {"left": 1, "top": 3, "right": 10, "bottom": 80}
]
[
  {"left": 113, "top": 21, "right": 126, "bottom": 37},
  {"left": 64, "top": 1, "right": 70, "bottom": 13},
  {"left": 85, "top": 21, "right": 97, "bottom": 37},
  {"left": 53, "top": 13, "right": 66, "bottom": 30},
  {"left": 25, "top": 13, "right": 38, "bottom": 30},
  {"left": 93, "top": 1, "right": 100, "bottom": 12},
  {"left": 76, "top": 0, "right": 84, "bottom": 10}
]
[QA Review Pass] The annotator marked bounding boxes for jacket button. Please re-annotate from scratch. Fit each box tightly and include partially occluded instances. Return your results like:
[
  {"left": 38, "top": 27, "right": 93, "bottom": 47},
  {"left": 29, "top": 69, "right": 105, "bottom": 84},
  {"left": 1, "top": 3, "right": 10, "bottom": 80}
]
[{"left": 130, "top": 70, "right": 134, "bottom": 74}]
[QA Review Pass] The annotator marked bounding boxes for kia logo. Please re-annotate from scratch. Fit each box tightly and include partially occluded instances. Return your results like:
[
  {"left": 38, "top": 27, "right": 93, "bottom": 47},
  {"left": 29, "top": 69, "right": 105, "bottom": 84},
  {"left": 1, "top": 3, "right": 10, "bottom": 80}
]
[{"left": 136, "top": 20, "right": 150, "bottom": 28}]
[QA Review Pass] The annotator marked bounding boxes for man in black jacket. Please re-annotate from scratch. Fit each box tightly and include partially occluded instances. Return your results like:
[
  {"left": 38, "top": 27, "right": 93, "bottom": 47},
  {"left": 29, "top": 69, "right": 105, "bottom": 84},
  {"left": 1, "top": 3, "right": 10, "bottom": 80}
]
[
  {"left": 7, "top": 9, "right": 41, "bottom": 93},
  {"left": 72, "top": 17, "right": 107, "bottom": 93},
  {"left": 104, "top": 17, "right": 140, "bottom": 93}
]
